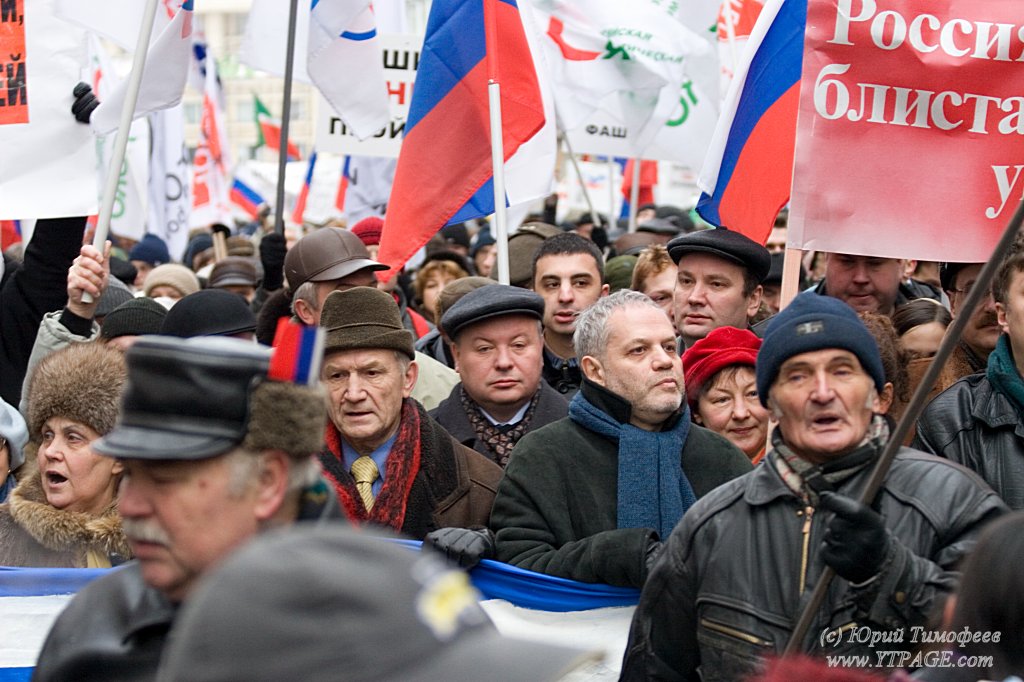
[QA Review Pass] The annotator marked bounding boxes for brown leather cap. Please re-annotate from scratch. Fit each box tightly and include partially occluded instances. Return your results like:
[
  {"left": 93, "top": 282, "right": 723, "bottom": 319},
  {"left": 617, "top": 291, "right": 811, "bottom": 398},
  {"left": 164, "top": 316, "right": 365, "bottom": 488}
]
[{"left": 285, "top": 227, "right": 387, "bottom": 290}]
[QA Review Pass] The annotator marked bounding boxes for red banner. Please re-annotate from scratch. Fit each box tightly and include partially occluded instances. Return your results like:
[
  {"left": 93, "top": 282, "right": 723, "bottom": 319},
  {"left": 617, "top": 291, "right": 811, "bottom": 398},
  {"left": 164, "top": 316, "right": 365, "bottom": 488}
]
[
  {"left": 789, "top": 0, "right": 1024, "bottom": 263},
  {"left": 0, "top": 0, "right": 27, "bottom": 125}
]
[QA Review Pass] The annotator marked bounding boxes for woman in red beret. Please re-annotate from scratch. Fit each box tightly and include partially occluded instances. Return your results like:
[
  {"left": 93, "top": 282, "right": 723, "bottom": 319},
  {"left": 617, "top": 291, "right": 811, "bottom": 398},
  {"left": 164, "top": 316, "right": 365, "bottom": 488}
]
[{"left": 682, "top": 326, "right": 770, "bottom": 464}]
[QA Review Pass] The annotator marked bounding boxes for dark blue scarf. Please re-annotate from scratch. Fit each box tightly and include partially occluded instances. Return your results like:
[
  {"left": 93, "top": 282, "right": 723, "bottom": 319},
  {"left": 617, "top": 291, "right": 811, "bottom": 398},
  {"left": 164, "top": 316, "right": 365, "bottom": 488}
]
[
  {"left": 987, "top": 334, "right": 1024, "bottom": 420},
  {"left": 568, "top": 390, "right": 696, "bottom": 540}
]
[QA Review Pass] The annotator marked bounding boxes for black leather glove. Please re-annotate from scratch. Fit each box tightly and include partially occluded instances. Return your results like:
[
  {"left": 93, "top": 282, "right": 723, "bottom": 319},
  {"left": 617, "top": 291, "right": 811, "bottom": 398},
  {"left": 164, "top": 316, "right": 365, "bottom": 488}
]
[
  {"left": 72, "top": 82, "right": 99, "bottom": 124},
  {"left": 423, "top": 527, "right": 495, "bottom": 570},
  {"left": 259, "top": 232, "right": 287, "bottom": 292},
  {"left": 644, "top": 540, "right": 664, "bottom": 573},
  {"left": 819, "top": 491, "right": 889, "bottom": 584}
]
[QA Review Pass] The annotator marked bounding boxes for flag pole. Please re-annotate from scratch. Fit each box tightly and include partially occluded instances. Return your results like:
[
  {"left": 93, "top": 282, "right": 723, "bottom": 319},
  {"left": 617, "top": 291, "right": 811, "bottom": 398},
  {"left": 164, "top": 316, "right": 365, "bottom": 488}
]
[
  {"left": 779, "top": 246, "right": 802, "bottom": 310},
  {"left": 783, "top": 195, "right": 1024, "bottom": 654},
  {"left": 85, "top": 0, "right": 160, "bottom": 303},
  {"left": 627, "top": 157, "right": 641, "bottom": 232},
  {"left": 485, "top": 0, "right": 510, "bottom": 285},
  {"left": 562, "top": 133, "right": 603, "bottom": 228},
  {"left": 273, "top": 0, "right": 301, "bottom": 237},
  {"left": 608, "top": 159, "right": 616, "bottom": 226}
]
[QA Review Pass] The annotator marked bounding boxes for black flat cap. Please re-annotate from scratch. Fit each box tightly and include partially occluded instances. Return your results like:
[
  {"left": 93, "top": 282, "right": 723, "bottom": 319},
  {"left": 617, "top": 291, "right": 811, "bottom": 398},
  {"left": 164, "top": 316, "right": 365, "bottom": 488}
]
[
  {"left": 666, "top": 227, "right": 772, "bottom": 283},
  {"left": 441, "top": 284, "right": 545, "bottom": 340},
  {"left": 94, "top": 336, "right": 271, "bottom": 460}
]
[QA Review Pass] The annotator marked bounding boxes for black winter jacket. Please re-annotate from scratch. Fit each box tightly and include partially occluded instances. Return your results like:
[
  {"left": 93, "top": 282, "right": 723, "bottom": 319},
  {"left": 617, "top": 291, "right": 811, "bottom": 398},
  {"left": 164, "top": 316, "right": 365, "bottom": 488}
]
[
  {"left": 913, "top": 372, "right": 1024, "bottom": 510},
  {"left": 0, "top": 217, "right": 86, "bottom": 405},
  {"left": 620, "top": 446, "right": 1005, "bottom": 681}
]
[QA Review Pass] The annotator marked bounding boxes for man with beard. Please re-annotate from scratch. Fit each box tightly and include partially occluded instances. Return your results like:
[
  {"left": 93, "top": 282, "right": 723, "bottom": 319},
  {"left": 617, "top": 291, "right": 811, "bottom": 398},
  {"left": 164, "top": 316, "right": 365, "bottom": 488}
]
[
  {"left": 33, "top": 336, "right": 337, "bottom": 680},
  {"left": 914, "top": 253, "right": 1024, "bottom": 509},
  {"left": 489, "top": 290, "right": 751, "bottom": 588}
]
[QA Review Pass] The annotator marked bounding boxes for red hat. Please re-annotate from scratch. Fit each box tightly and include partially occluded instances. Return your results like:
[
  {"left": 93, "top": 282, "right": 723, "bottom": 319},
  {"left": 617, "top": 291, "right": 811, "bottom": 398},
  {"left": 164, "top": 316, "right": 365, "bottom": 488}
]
[
  {"left": 682, "top": 326, "right": 761, "bottom": 408},
  {"left": 350, "top": 216, "right": 384, "bottom": 247}
]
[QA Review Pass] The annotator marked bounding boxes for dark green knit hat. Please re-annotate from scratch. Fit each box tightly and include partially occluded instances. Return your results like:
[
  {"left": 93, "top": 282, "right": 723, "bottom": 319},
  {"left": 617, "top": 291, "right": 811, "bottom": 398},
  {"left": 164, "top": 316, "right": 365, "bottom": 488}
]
[{"left": 320, "top": 287, "right": 415, "bottom": 359}]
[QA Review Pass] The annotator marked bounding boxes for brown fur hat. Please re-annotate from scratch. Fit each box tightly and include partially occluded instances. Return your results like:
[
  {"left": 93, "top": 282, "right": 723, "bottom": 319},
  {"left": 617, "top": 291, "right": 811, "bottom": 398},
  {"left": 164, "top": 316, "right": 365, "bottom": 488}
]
[
  {"left": 25, "top": 343, "right": 127, "bottom": 442},
  {"left": 242, "top": 381, "right": 327, "bottom": 459}
]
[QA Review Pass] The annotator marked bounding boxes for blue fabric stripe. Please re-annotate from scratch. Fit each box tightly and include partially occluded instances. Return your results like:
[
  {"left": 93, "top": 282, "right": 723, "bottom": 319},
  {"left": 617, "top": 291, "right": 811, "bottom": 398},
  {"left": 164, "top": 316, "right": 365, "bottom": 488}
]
[
  {"left": 0, "top": 566, "right": 114, "bottom": 596},
  {"left": 340, "top": 29, "right": 376, "bottom": 41},
  {"left": 295, "top": 327, "right": 318, "bottom": 383},
  {"left": 0, "top": 668, "right": 31, "bottom": 681},
  {"left": 405, "top": 0, "right": 486, "bottom": 134},
  {"left": 447, "top": 177, "right": 512, "bottom": 227},
  {"left": 303, "top": 151, "right": 318, "bottom": 185},
  {"left": 0, "top": 548, "right": 639, "bottom": 612},
  {"left": 232, "top": 180, "right": 264, "bottom": 206},
  {"left": 697, "top": 0, "right": 806, "bottom": 225}
]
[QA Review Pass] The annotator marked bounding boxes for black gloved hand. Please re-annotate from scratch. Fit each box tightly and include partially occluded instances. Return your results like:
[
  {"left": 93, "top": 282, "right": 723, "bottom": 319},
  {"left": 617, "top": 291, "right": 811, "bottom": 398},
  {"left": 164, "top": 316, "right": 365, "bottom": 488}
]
[
  {"left": 644, "top": 540, "right": 664, "bottom": 573},
  {"left": 819, "top": 491, "right": 889, "bottom": 585},
  {"left": 423, "top": 527, "right": 495, "bottom": 570},
  {"left": 72, "top": 82, "right": 99, "bottom": 124},
  {"left": 259, "top": 232, "right": 287, "bottom": 292}
]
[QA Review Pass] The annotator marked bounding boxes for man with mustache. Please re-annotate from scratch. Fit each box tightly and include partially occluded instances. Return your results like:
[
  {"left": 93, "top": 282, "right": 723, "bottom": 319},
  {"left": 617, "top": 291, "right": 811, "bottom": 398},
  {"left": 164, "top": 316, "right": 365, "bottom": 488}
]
[
  {"left": 531, "top": 233, "right": 609, "bottom": 398},
  {"left": 33, "top": 336, "right": 337, "bottom": 681},
  {"left": 914, "top": 253, "right": 1024, "bottom": 510},
  {"left": 489, "top": 290, "right": 752, "bottom": 588},
  {"left": 621, "top": 293, "right": 1004, "bottom": 680}
]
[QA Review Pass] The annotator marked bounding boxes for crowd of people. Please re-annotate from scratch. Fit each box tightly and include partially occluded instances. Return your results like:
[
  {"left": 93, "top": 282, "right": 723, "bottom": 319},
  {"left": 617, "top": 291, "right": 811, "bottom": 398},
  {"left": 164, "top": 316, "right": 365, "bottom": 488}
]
[{"left": 0, "top": 201, "right": 1022, "bottom": 681}]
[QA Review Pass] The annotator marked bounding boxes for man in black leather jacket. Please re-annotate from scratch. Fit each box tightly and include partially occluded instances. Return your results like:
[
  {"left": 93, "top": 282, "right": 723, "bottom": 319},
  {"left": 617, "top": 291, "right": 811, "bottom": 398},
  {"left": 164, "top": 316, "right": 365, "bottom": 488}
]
[
  {"left": 622, "top": 293, "right": 1005, "bottom": 681},
  {"left": 914, "top": 252, "right": 1024, "bottom": 510},
  {"left": 33, "top": 336, "right": 341, "bottom": 682}
]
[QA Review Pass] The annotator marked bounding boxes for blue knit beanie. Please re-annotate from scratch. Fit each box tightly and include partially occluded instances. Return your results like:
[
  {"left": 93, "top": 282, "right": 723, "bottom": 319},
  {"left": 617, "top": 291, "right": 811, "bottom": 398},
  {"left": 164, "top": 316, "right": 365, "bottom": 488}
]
[
  {"left": 756, "top": 292, "right": 885, "bottom": 407},
  {"left": 129, "top": 234, "right": 171, "bottom": 266}
]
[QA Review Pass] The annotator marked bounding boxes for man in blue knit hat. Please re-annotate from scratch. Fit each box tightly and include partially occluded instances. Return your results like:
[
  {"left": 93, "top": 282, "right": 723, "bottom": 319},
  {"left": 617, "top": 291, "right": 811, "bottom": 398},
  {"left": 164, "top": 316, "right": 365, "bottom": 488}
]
[{"left": 621, "top": 292, "right": 1005, "bottom": 681}]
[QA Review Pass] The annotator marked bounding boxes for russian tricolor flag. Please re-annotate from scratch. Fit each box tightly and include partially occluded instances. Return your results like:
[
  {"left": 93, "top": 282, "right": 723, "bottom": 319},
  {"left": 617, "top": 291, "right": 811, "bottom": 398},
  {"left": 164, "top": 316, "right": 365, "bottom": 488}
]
[
  {"left": 696, "top": 0, "right": 805, "bottom": 245},
  {"left": 269, "top": 319, "right": 325, "bottom": 386},
  {"left": 377, "top": 0, "right": 547, "bottom": 279},
  {"left": 291, "top": 151, "right": 318, "bottom": 225},
  {"left": 230, "top": 178, "right": 265, "bottom": 219}
]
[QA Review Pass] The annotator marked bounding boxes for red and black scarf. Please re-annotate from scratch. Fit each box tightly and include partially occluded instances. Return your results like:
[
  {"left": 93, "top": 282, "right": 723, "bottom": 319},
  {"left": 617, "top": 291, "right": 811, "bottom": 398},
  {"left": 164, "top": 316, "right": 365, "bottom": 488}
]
[{"left": 321, "top": 398, "right": 422, "bottom": 533}]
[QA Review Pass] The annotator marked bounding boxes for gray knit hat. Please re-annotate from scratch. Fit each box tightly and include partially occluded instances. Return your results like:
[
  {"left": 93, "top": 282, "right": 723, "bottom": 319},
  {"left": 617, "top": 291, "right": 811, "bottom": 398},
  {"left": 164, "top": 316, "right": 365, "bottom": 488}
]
[{"left": 320, "top": 287, "right": 415, "bottom": 359}]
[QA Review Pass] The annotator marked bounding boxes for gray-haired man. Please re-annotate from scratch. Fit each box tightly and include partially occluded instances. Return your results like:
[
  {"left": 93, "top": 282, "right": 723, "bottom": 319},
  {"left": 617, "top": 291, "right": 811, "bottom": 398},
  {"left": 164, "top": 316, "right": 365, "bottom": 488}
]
[{"left": 489, "top": 290, "right": 751, "bottom": 588}]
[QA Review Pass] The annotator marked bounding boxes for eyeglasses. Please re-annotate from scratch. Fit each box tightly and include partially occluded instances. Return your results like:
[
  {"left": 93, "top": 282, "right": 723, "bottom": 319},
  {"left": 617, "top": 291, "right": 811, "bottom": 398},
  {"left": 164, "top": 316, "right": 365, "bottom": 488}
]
[{"left": 949, "top": 281, "right": 991, "bottom": 298}]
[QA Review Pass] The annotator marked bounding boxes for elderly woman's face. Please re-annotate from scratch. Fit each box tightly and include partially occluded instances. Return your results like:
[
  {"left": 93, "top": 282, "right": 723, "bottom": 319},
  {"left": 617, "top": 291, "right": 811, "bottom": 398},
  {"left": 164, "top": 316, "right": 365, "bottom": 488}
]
[
  {"left": 695, "top": 366, "right": 770, "bottom": 461},
  {"left": 37, "top": 417, "right": 122, "bottom": 515}
]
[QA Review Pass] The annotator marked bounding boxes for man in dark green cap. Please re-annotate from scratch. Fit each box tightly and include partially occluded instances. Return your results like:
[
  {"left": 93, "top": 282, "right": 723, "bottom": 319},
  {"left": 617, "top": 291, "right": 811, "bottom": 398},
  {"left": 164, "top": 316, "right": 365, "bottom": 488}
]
[{"left": 316, "top": 286, "right": 502, "bottom": 539}]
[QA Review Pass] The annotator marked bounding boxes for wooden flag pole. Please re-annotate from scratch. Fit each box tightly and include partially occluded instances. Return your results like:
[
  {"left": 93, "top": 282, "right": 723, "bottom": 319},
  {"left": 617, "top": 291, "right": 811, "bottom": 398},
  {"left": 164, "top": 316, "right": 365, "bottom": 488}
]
[
  {"left": 783, "top": 195, "right": 1024, "bottom": 654},
  {"left": 85, "top": 0, "right": 160, "bottom": 303},
  {"left": 627, "top": 158, "right": 641, "bottom": 232},
  {"left": 779, "top": 246, "right": 803, "bottom": 310},
  {"left": 485, "top": 0, "right": 510, "bottom": 285},
  {"left": 273, "top": 0, "right": 301, "bottom": 237}
]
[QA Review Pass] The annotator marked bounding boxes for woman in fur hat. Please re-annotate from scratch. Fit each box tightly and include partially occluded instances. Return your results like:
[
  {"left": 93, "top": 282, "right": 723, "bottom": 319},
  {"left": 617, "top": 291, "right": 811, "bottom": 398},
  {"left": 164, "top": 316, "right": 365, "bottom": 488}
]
[{"left": 0, "top": 343, "right": 131, "bottom": 567}]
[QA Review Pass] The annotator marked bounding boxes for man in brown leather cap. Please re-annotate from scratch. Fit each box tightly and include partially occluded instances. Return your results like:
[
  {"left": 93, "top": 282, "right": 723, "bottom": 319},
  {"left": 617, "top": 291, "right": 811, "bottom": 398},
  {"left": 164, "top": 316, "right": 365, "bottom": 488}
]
[{"left": 286, "top": 227, "right": 389, "bottom": 325}]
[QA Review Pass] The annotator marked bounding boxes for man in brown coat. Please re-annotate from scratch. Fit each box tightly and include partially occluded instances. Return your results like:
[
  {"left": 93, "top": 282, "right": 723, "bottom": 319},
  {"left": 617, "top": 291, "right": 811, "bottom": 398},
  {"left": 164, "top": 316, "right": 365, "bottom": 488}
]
[{"left": 316, "top": 287, "right": 502, "bottom": 539}]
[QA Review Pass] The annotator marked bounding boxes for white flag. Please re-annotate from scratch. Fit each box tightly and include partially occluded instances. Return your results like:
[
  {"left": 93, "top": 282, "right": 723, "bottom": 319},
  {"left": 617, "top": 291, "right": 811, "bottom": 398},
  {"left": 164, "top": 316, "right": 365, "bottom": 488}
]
[
  {"left": 88, "top": 35, "right": 150, "bottom": 241},
  {"left": 147, "top": 106, "right": 191, "bottom": 259},
  {"left": 0, "top": 0, "right": 97, "bottom": 219},
  {"left": 308, "top": 0, "right": 390, "bottom": 140},
  {"left": 90, "top": 2, "right": 194, "bottom": 135},
  {"left": 190, "top": 54, "right": 232, "bottom": 228},
  {"left": 54, "top": 0, "right": 176, "bottom": 50},
  {"left": 532, "top": 0, "right": 713, "bottom": 155}
]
